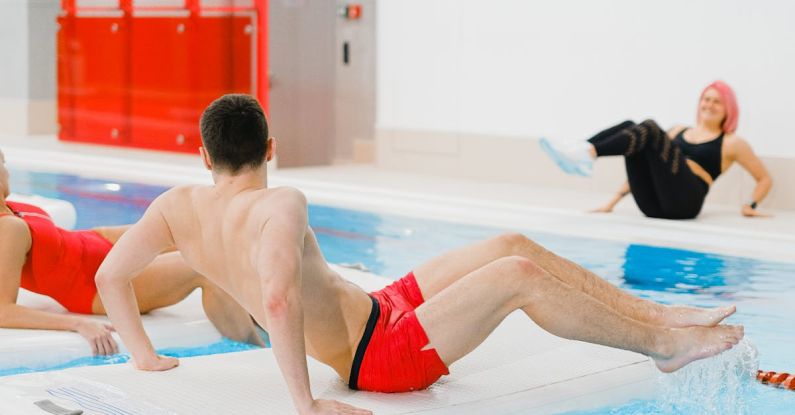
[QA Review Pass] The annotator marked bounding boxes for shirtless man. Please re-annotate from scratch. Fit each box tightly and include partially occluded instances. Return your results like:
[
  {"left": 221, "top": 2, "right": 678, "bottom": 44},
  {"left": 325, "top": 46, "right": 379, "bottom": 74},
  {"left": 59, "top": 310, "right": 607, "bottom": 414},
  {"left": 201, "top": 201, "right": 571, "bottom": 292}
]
[{"left": 96, "top": 94, "right": 744, "bottom": 414}]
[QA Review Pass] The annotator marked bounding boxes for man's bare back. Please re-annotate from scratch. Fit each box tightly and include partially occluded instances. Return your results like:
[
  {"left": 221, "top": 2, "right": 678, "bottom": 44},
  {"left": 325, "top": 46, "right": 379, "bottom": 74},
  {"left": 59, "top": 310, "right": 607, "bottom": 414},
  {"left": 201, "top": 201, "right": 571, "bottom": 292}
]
[{"left": 159, "top": 184, "right": 372, "bottom": 379}]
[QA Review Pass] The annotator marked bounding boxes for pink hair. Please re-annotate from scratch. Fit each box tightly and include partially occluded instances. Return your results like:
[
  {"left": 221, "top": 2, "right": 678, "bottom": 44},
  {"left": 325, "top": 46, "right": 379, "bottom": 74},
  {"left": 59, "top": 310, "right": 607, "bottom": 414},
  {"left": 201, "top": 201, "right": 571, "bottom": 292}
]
[{"left": 699, "top": 80, "right": 739, "bottom": 134}]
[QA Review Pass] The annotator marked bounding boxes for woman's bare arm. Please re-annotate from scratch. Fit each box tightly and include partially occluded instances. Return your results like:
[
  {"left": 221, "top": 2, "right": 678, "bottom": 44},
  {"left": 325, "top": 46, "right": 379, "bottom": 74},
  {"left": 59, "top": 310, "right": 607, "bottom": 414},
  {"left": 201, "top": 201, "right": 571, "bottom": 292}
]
[
  {"left": 729, "top": 137, "right": 773, "bottom": 217},
  {"left": 591, "top": 181, "right": 630, "bottom": 213},
  {"left": 0, "top": 217, "right": 117, "bottom": 355}
]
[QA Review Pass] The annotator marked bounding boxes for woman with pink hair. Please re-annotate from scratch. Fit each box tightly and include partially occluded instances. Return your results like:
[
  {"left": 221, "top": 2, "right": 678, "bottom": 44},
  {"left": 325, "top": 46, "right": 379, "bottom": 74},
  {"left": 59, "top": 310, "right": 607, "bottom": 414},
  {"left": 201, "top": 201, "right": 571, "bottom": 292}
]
[{"left": 540, "top": 81, "right": 773, "bottom": 219}]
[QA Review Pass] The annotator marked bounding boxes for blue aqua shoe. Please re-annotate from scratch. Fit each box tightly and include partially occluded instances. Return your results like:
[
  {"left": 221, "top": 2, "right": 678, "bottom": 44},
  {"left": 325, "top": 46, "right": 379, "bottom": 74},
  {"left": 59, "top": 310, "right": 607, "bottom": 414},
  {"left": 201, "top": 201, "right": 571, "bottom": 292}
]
[{"left": 539, "top": 138, "right": 593, "bottom": 177}]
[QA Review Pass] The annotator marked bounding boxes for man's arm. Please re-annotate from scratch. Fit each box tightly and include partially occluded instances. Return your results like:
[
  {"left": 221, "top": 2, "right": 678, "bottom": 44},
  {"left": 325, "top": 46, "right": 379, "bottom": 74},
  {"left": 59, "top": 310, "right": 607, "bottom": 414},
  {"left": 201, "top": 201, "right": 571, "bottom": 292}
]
[
  {"left": 257, "top": 190, "right": 371, "bottom": 415},
  {"left": 257, "top": 190, "right": 314, "bottom": 413},
  {"left": 95, "top": 191, "right": 178, "bottom": 370}
]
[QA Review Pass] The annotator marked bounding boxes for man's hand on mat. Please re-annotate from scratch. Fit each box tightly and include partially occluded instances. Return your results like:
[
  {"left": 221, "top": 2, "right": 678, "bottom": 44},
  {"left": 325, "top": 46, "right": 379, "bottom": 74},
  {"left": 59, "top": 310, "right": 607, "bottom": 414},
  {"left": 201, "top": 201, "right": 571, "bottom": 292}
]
[
  {"left": 132, "top": 355, "right": 179, "bottom": 371},
  {"left": 75, "top": 319, "right": 118, "bottom": 356},
  {"left": 307, "top": 399, "right": 372, "bottom": 414},
  {"left": 742, "top": 205, "right": 772, "bottom": 218}
]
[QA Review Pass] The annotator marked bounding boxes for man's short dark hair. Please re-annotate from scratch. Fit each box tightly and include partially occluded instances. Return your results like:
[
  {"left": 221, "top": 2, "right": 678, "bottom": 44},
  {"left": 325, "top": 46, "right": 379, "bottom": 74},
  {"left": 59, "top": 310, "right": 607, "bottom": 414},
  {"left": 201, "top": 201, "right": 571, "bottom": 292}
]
[{"left": 200, "top": 94, "right": 269, "bottom": 174}]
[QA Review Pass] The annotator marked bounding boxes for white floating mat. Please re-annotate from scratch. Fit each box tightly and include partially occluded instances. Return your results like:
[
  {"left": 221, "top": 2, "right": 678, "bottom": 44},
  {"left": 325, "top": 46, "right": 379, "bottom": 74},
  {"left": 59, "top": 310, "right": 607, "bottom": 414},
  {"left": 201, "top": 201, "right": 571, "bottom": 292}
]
[
  {"left": 7, "top": 193, "right": 77, "bottom": 230},
  {"left": 0, "top": 289, "right": 222, "bottom": 374},
  {"left": 0, "top": 265, "right": 656, "bottom": 414}
]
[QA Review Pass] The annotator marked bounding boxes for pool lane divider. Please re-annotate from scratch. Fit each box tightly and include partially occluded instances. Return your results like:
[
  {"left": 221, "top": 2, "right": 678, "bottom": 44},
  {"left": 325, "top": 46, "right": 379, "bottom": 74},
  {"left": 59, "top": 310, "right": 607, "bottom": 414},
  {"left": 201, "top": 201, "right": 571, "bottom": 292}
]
[{"left": 757, "top": 370, "right": 795, "bottom": 390}]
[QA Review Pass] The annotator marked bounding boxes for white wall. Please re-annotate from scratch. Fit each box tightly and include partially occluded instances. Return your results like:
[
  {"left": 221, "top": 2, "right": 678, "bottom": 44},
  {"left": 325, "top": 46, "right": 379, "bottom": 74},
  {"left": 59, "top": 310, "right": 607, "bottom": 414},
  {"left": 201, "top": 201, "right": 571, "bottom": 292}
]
[
  {"left": 0, "top": 0, "right": 29, "bottom": 134},
  {"left": 377, "top": 0, "right": 795, "bottom": 158}
]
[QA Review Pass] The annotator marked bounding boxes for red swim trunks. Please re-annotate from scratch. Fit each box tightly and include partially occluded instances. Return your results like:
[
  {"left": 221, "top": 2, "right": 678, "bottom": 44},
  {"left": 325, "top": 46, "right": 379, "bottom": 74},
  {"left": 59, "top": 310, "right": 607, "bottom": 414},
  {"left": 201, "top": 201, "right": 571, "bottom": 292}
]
[{"left": 349, "top": 272, "right": 449, "bottom": 393}]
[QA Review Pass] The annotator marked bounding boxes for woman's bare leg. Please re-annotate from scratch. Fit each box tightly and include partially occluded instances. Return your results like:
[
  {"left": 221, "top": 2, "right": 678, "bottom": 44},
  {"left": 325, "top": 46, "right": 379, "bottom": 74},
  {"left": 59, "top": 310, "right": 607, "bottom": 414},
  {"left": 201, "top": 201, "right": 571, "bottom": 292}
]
[
  {"left": 92, "top": 251, "right": 264, "bottom": 346},
  {"left": 92, "top": 225, "right": 132, "bottom": 244}
]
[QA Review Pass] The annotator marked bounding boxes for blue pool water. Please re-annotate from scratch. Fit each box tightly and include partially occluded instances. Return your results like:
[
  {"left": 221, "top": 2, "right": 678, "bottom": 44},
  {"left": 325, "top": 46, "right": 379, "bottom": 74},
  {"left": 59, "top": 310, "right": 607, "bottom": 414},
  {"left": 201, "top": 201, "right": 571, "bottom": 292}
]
[
  {"left": 7, "top": 169, "right": 795, "bottom": 413},
  {"left": 0, "top": 339, "right": 260, "bottom": 378}
]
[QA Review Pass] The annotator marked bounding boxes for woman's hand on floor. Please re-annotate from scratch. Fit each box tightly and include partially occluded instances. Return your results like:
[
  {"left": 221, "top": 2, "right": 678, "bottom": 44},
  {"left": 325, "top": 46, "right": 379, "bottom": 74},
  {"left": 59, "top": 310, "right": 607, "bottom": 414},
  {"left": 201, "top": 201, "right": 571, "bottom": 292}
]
[
  {"left": 75, "top": 319, "right": 118, "bottom": 356},
  {"left": 590, "top": 188, "right": 627, "bottom": 214},
  {"left": 742, "top": 205, "right": 773, "bottom": 218},
  {"left": 589, "top": 204, "right": 615, "bottom": 214}
]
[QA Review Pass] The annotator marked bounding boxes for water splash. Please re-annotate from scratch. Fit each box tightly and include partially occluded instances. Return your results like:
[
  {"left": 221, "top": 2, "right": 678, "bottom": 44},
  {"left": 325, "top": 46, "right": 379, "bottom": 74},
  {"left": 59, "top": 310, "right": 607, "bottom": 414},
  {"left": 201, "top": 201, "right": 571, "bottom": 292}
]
[
  {"left": 566, "top": 339, "right": 760, "bottom": 415},
  {"left": 655, "top": 338, "right": 759, "bottom": 415}
]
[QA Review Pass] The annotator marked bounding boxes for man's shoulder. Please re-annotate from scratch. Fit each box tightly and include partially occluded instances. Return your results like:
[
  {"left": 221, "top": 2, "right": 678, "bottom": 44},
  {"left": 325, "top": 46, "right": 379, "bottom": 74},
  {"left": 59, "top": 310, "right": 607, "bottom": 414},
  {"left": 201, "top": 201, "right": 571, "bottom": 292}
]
[
  {"left": 155, "top": 185, "right": 202, "bottom": 205},
  {"left": 148, "top": 185, "right": 207, "bottom": 223},
  {"left": 251, "top": 187, "right": 307, "bottom": 219},
  {"left": 262, "top": 186, "right": 307, "bottom": 207}
]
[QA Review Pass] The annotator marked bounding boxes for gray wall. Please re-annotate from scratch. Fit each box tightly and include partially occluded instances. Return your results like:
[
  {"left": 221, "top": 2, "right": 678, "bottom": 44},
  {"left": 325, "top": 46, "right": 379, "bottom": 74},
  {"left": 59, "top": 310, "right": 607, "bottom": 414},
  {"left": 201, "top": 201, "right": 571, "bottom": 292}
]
[
  {"left": 269, "top": 0, "right": 376, "bottom": 167},
  {"left": 334, "top": 0, "right": 375, "bottom": 162},
  {"left": 0, "top": 0, "right": 58, "bottom": 135},
  {"left": 28, "top": 0, "right": 59, "bottom": 101},
  {"left": 0, "top": 0, "right": 28, "bottom": 101},
  {"left": 269, "top": 0, "right": 337, "bottom": 168}
]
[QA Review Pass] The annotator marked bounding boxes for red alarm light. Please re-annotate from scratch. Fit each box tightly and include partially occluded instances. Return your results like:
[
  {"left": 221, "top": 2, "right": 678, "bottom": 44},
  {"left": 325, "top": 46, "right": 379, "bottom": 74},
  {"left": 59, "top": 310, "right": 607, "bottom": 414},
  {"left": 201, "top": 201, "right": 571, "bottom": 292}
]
[{"left": 345, "top": 4, "right": 362, "bottom": 20}]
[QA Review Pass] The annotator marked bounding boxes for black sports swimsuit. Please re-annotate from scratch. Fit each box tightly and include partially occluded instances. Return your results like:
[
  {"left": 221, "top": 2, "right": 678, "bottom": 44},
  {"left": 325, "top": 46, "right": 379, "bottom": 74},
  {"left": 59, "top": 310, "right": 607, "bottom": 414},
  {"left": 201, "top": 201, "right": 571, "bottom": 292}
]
[{"left": 673, "top": 129, "right": 724, "bottom": 180}]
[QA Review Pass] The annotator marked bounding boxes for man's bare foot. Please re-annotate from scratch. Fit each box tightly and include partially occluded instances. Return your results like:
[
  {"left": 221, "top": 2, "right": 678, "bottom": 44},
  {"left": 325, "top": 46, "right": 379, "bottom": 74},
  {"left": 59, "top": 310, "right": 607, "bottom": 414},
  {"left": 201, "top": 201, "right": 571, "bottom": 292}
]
[
  {"left": 658, "top": 305, "right": 736, "bottom": 328},
  {"left": 653, "top": 324, "right": 744, "bottom": 373}
]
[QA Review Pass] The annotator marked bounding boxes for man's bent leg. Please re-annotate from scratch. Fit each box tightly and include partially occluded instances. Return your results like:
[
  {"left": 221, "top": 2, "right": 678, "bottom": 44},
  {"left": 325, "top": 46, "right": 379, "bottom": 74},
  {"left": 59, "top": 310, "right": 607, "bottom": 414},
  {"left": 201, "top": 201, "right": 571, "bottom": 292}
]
[
  {"left": 497, "top": 234, "right": 735, "bottom": 328},
  {"left": 413, "top": 233, "right": 734, "bottom": 328},
  {"left": 412, "top": 234, "right": 524, "bottom": 299},
  {"left": 414, "top": 256, "right": 743, "bottom": 373}
]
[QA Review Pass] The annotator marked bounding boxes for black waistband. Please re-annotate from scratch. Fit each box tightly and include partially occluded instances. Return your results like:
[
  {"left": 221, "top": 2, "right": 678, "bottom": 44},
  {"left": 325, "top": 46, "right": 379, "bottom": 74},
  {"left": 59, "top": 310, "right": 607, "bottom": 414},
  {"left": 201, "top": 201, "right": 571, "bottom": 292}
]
[{"left": 348, "top": 295, "right": 380, "bottom": 390}]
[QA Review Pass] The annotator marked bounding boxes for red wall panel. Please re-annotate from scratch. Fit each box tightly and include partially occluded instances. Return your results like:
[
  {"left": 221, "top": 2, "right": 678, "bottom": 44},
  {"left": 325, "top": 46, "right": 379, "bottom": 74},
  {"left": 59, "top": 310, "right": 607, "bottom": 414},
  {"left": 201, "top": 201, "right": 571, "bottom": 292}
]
[
  {"left": 128, "top": 17, "right": 193, "bottom": 151},
  {"left": 58, "top": 16, "right": 129, "bottom": 145},
  {"left": 58, "top": 3, "right": 264, "bottom": 154}
]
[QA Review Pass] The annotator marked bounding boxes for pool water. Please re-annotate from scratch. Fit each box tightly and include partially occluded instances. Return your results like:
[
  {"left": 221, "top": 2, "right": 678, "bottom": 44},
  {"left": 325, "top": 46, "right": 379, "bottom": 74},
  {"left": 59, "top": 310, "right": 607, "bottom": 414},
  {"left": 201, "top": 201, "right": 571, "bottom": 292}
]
[
  {"left": 8, "top": 169, "right": 795, "bottom": 413},
  {"left": 0, "top": 339, "right": 260, "bottom": 378}
]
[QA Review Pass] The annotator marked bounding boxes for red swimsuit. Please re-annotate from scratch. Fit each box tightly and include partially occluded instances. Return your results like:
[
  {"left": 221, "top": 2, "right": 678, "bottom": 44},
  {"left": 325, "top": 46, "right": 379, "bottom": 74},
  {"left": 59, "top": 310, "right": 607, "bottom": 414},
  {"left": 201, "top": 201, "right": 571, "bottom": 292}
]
[{"left": 3, "top": 201, "right": 113, "bottom": 314}]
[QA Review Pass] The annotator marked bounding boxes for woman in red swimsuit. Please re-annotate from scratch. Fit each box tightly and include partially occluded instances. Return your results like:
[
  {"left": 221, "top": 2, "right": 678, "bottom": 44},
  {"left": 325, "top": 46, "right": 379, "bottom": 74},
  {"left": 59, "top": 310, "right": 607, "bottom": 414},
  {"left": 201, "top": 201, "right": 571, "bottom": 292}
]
[{"left": 0, "top": 149, "right": 262, "bottom": 355}]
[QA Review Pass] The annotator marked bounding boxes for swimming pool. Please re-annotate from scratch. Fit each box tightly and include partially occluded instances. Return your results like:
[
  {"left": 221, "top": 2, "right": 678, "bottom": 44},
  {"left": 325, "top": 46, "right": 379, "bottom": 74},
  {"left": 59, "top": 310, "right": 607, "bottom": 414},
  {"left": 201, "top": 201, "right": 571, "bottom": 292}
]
[{"left": 8, "top": 168, "right": 795, "bottom": 414}]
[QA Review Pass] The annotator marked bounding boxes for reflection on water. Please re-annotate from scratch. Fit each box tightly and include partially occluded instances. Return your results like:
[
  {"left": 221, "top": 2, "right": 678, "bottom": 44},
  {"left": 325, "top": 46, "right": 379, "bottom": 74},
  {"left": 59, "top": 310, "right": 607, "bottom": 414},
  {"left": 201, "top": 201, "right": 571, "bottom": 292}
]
[
  {"left": 619, "top": 244, "right": 760, "bottom": 303},
  {"left": 10, "top": 169, "right": 163, "bottom": 228}
]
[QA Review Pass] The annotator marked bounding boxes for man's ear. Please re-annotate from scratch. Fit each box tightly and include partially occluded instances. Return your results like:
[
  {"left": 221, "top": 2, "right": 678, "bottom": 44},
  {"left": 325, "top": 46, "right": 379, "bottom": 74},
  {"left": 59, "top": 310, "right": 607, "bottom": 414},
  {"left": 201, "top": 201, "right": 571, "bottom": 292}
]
[
  {"left": 199, "top": 146, "right": 213, "bottom": 171},
  {"left": 265, "top": 137, "right": 276, "bottom": 162}
]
